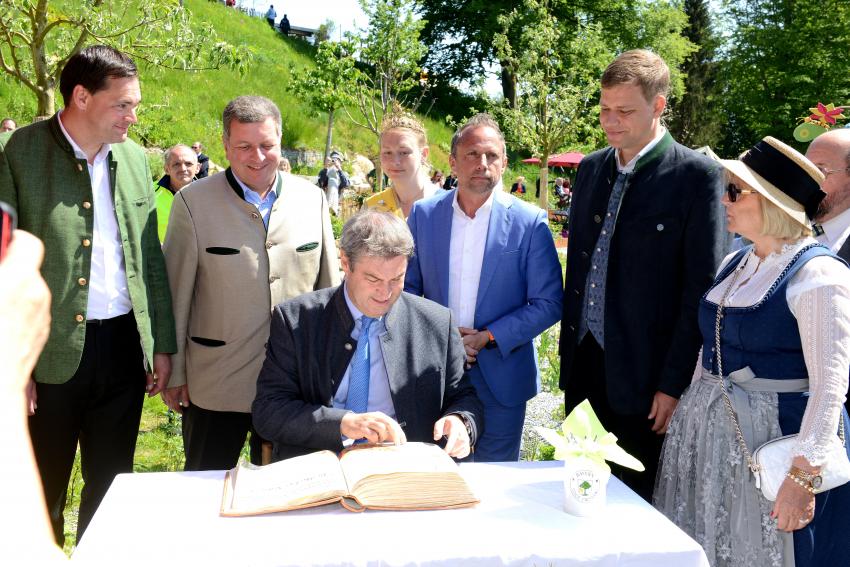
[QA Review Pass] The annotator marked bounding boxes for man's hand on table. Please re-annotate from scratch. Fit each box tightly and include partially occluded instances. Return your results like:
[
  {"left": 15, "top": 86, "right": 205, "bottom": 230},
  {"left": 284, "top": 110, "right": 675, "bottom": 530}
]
[
  {"left": 341, "top": 411, "right": 407, "bottom": 444},
  {"left": 434, "top": 414, "right": 471, "bottom": 459}
]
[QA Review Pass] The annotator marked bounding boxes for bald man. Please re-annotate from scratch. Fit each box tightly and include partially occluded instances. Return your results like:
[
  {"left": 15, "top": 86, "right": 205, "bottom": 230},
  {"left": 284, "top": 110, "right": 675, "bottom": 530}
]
[
  {"left": 806, "top": 128, "right": 850, "bottom": 413},
  {"left": 807, "top": 129, "right": 850, "bottom": 258}
]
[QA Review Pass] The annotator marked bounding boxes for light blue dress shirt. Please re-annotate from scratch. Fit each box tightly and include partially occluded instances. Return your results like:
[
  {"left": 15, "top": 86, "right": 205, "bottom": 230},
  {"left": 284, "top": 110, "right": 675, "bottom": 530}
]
[
  {"left": 333, "top": 284, "right": 396, "bottom": 418},
  {"left": 233, "top": 172, "right": 279, "bottom": 229}
]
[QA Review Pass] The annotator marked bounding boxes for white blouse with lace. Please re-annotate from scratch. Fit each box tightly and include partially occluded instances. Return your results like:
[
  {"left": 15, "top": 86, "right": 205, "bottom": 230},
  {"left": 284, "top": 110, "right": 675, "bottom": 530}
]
[{"left": 702, "top": 237, "right": 850, "bottom": 466}]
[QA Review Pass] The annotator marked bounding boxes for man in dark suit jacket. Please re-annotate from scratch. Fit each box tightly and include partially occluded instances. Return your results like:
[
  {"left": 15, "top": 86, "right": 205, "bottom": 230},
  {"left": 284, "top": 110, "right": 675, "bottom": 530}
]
[
  {"left": 806, "top": 128, "right": 850, "bottom": 413},
  {"left": 253, "top": 210, "right": 482, "bottom": 462},
  {"left": 560, "top": 50, "right": 724, "bottom": 501}
]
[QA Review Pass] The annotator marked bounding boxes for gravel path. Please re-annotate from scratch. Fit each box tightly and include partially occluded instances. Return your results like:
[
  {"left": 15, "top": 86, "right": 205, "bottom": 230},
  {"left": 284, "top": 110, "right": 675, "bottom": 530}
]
[{"left": 520, "top": 390, "right": 564, "bottom": 460}]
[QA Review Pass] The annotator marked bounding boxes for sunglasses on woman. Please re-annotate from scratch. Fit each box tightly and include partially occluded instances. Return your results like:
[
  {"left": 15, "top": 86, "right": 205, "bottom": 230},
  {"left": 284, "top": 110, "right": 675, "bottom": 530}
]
[{"left": 726, "top": 183, "right": 758, "bottom": 202}]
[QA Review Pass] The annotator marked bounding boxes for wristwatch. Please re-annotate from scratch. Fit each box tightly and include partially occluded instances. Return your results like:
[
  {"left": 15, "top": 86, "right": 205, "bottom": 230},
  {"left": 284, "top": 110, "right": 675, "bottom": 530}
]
[
  {"left": 787, "top": 465, "right": 823, "bottom": 493},
  {"left": 453, "top": 413, "right": 475, "bottom": 444}
]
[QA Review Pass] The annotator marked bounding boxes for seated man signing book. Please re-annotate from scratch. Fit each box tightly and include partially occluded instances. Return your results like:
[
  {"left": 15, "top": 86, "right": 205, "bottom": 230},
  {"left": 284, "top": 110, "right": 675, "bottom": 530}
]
[{"left": 252, "top": 210, "right": 483, "bottom": 462}]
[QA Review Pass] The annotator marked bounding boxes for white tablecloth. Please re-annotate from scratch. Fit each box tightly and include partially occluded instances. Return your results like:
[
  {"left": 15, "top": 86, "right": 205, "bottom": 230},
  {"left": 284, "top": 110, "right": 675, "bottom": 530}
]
[{"left": 72, "top": 461, "right": 708, "bottom": 566}]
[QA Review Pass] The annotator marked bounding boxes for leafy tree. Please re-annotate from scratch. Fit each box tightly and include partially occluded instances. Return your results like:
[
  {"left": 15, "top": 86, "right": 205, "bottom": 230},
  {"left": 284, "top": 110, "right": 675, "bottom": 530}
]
[
  {"left": 287, "top": 40, "right": 357, "bottom": 160},
  {"left": 494, "top": 0, "right": 612, "bottom": 209},
  {"left": 716, "top": 0, "right": 850, "bottom": 155},
  {"left": 493, "top": 0, "right": 694, "bottom": 210},
  {"left": 667, "top": 0, "right": 721, "bottom": 148},
  {"left": 344, "top": 0, "right": 427, "bottom": 190},
  {"left": 0, "top": 0, "right": 250, "bottom": 116},
  {"left": 315, "top": 19, "right": 336, "bottom": 45},
  {"left": 416, "top": 0, "right": 680, "bottom": 107}
]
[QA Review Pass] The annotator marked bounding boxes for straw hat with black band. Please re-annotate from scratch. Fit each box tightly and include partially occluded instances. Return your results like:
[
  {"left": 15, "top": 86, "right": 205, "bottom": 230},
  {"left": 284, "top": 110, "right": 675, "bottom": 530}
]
[{"left": 718, "top": 136, "right": 827, "bottom": 229}]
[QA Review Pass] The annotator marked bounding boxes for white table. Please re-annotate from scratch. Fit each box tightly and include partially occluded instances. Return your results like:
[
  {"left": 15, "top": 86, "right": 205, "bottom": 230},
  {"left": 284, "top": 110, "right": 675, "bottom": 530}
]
[{"left": 72, "top": 461, "right": 709, "bottom": 566}]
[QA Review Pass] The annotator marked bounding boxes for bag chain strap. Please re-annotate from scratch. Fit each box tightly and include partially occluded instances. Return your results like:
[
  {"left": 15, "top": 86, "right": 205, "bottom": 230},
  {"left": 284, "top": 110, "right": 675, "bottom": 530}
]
[{"left": 714, "top": 259, "right": 846, "bottom": 477}]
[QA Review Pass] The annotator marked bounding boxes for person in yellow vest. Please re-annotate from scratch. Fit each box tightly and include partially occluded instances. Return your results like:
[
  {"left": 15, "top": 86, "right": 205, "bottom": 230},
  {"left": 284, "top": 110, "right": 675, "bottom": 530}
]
[
  {"left": 363, "top": 110, "right": 442, "bottom": 219},
  {"left": 154, "top": 144, "right": 199, "bottom": 242}
]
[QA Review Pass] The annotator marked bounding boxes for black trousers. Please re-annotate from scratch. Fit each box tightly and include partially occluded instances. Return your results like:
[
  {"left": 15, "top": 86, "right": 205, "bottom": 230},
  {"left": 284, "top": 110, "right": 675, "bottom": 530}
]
[
  {"left": 564, "top": 334, "right": 664, "bottom": 502},
  {"left": 182, "top": 403, "right": 263, "bottom": 471},
  {"left": 28, "top": 312, "right": 146, "bottom": 545}
]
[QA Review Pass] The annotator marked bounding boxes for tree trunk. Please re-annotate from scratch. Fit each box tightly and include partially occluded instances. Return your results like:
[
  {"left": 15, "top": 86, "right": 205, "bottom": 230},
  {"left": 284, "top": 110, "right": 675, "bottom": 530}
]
[
  {"left": 538, "top": 160, "right": 549, "bottom": 211},
  {"left": 324, "top": 109, "right": 334, "bottom": 161},
  {"left": 36, "top": 88, "right": 55, "bottom": 117},
  {"left": 500, "top": 61, "right": 517, "bottom": 108},
  {"left": 375, "top": 133, "right": 384, "bottom": 192}
]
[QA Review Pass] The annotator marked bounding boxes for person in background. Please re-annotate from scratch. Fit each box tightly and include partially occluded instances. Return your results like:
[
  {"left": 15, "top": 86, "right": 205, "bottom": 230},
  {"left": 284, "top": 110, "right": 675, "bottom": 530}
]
[
  {"left": 162, "top": 95, "right": 339, "bottom": 472},
  {"left": 154, "top": 144, "right": 199, "bottom": 243},
  {"left": 655, "top": 136, "right": 850, "bottom": 567},
  {"left": 405, "top": 113, "right": 563, "bottom": 462},
  {"left": 0, "top": 118, "right": 16, "bottom": 133},
  {"left": 443, "top": 172, "right": 458, "bottom": 190},
  {"left": 326, "top": 155, "right": 344, "bottom": 216},
  {"left": 278, "top": 156, "right": 291, "bottom": 173},
  {"left": 265, "top": 4, "right": 277, "bottom": 28},
  {"left": 0, "top": 45, "right": 176, "bottom": 544},
  {"left": 510, "top": 175, "right": 526, "bottom": 195},
  {"left": 806, "top": 128, "right": 850, "bottom": 414},
  {"left": 363, "top": 111, "right": 442, "bottom": 219},
  {"left": 279, "top": 14, "right": 291, "bottom": 35},
  {"left": 559, "top": 49, "right": 725, "bottom": 501},
  {"left": 430, "top": 170, "right": 445, "bottom": 191},
  {"left": 191, "top": 141, "right": 210, "bottom": 178}
]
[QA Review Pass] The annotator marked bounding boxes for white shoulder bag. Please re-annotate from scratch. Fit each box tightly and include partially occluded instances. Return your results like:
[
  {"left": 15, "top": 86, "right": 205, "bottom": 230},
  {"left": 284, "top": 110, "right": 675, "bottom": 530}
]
[{"left": 715, "top": 262, "right": 850, "bottom": 501}]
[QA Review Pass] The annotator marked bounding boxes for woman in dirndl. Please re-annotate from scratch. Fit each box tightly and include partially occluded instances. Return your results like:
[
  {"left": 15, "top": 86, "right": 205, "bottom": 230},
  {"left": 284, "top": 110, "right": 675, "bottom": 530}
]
[{"left": 654, "top": 136, "right": 850, "bottom": 567}]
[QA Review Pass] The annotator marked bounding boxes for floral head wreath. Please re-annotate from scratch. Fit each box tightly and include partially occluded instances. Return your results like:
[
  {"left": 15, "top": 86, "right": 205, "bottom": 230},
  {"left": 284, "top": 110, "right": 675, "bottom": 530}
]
[{"left": 793, "top": 102, "right": 849, "bottom": 142}]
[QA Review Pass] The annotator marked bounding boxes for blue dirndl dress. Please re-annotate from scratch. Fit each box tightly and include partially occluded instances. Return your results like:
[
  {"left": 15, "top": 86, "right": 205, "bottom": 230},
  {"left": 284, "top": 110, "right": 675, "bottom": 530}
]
[{"left": 655, "top": 243, "right": 850, "bottom": 567}]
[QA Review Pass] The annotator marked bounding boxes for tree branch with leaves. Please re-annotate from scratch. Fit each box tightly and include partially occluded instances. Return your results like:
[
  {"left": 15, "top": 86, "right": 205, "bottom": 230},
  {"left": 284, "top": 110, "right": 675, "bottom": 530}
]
[{"left": 0, "top": 0, "right": 251, "bottom": 117}]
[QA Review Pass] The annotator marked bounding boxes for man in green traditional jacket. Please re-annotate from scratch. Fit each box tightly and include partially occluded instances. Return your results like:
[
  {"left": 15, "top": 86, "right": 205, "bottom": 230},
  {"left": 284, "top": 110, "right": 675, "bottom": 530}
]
[{"left": 0, "top": 45, "right": 176, "bottom": 545}]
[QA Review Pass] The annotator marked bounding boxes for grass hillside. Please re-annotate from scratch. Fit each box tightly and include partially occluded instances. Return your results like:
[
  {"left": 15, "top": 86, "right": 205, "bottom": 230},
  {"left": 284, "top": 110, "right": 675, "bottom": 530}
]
[{"left": 0, "top": 0, "right": 456, "bottom": 175}]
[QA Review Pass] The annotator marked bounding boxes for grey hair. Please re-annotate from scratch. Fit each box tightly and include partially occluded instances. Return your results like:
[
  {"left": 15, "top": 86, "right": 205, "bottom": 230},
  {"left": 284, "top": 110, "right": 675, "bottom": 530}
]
[
  {"left": 339, "top": 210, "right": 414, "bottom": 267},
  {"left": 222, "top": 95, "right": 282, "bottom": 139},
  {"left": 450, "top": 113, "right": 506, "bottom": 157},
  {"left": 163, "top": 144, "right": 197, "bottom": 166}
]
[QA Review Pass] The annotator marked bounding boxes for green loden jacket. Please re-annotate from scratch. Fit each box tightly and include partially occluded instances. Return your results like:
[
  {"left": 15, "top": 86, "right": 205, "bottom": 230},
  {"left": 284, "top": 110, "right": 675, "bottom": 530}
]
[{"left": 0, "top": 114, "right": 177, "bottom": 384}]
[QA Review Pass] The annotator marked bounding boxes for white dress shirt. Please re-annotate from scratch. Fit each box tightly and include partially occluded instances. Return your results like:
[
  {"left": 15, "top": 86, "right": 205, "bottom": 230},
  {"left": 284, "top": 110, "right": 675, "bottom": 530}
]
[
  {"left": 448, "top": 188, "right": 496, "bottom": 328},
  {"left": 816, "top": 205, "right": 850, "bottom": 253},
  {"left": 616, "top": 127, "right": 667, "bottom": 174},
  {"left": 58, "top": 111, "right": 131, "bottom": 320}
]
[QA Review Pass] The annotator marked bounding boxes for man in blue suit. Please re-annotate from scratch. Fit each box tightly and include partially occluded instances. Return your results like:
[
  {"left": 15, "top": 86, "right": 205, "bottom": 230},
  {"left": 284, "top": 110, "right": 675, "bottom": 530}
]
[{"left": 405, "top": 113, "right": 563, "bottom": 461}]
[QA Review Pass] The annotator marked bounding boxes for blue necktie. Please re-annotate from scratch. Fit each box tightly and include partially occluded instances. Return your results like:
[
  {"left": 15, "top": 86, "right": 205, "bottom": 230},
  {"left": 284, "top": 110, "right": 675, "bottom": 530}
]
[{"left": 345, "top": 316, "right": 375, "bottom": 414}]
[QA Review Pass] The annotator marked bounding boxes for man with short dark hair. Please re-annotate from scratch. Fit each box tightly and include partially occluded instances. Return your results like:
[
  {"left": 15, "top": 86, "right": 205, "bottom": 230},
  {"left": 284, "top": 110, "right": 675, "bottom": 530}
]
[
  {"left": 405, "top": 113, "right": 563, "bottom": 462},
  {"left": 154, "top": 144, "right": 199, "bottom": 242},
  {"left": 163, "top": 95, "right": 340, "bottom": 471},
  {"left": 0, "top": 45, "right": 176, "bottom": 544},
  {"left": 0, "top": 117, "right": 16, "bottom": 132},
  {"left": 560, "top": 49, "right": 724, "bottom": 500},
  {"left": 253, "top": 210, "right": 482, "bottom": 462}
]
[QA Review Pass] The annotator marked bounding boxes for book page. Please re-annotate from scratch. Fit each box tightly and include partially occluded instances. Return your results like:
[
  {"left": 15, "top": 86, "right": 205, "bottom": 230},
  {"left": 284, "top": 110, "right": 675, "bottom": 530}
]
[
  {"left": 224, "top": 450, "right": 349, "bottom": 515},
  {"left": 338, "top": 442, "right": 457, "bottom": 489}
]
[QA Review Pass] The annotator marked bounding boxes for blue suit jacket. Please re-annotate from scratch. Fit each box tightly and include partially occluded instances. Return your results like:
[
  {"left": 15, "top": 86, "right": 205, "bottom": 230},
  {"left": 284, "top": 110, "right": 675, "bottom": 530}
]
[{"left": 405, "top": 189, "right": 563, "bottom": 407}]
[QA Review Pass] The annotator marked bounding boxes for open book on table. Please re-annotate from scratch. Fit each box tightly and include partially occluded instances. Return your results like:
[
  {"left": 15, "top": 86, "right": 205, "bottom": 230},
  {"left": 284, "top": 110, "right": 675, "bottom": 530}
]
[{"left": 220, "top": 441, "right": 479, "bottom": 516}]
